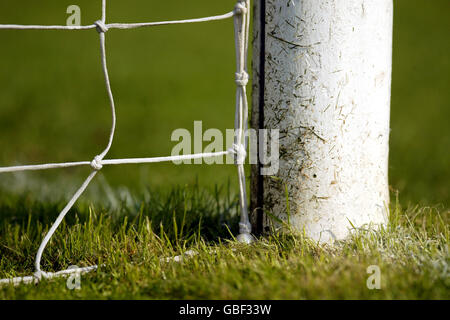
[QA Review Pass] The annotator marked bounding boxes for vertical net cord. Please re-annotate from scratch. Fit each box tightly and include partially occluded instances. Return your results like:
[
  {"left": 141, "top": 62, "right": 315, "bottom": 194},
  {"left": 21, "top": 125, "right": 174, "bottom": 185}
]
[
  {"left": 34, "top": 0, "right": 116, "bottom": 278},
  {"left": 233, "top": 0, "right": 252, "bottom": 237},
  {"left": 33, "top": 172, "right": 98, "bottom": 277}
]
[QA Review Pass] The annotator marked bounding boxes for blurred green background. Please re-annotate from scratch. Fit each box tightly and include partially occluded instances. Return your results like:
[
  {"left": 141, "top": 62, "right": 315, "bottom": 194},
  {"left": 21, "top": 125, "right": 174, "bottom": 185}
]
[{"left": 0, "top": 0, "right": 448, "bottom": 207}]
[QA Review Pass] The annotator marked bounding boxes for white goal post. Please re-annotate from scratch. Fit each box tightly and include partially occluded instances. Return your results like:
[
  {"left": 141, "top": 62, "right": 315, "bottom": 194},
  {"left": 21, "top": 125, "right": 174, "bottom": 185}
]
[
  {"left": 0, "top": 0, "right": 394, "bottom": 285},
  {"left": 251, "top": 0, "right": 393, "bottom": 241}
]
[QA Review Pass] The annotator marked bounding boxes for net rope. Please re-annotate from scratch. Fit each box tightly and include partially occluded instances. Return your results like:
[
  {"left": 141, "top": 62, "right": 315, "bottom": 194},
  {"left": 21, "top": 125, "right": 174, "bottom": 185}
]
[{"left": 0, "top": 0, "right": 251, "bottom": 286}]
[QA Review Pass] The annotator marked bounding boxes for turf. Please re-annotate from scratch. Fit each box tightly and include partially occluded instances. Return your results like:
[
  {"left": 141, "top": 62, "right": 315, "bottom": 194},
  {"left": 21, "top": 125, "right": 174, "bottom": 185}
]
[
  {"left": 0, "top": 187, "right": 448, "bottom": 299},
  {"left": 0, "top": 0, "right": 448, "bottom": 300}
]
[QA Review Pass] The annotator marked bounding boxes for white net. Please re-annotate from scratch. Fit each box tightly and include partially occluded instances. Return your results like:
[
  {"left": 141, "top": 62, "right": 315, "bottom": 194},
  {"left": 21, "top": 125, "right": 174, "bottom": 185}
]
[{"left": 0, "top": 0, "right": 251, "bottom": 285}]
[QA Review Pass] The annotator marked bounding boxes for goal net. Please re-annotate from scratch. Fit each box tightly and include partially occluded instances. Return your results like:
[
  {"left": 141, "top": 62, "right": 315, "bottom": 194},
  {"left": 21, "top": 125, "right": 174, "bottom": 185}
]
[{"left": 0, "top": 0, "right": 251, "bottom": 285}]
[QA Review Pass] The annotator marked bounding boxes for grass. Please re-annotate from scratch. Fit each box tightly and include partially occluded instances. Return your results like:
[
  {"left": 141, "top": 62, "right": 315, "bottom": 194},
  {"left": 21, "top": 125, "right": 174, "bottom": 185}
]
[
  {"left": 0, "top": 185, "right": 448, "bottom": 299},
  {"left": 0, "top": 0, "right": 448, "bottom": 300}
]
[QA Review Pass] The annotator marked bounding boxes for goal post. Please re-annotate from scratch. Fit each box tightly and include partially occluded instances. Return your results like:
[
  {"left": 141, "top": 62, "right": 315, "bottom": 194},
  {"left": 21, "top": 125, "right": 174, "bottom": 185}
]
[{"left": 251, "top": 0, "right": 394, "bottom": 241}]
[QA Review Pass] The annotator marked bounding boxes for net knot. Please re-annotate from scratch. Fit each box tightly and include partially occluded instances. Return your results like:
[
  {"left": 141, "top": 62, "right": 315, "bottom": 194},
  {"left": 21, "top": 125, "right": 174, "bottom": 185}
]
[
  {"left": 90, "top": 155, "right": 103, "bottom": 170},
  {"left": 235, "top": 71, "right": 249, "bottom": 86},
  {"left": 239, "top": 221, "right": 252, "bottom": 234},
  {"left": 33, "top": 270, "right": 48, "bottom": 280},
  {"left": 94, "top": 20, "right": 108, "bottom": 33},
  {"left": 229, "top": 143, "right": 247, "bottom": 165},
  {"left": 234, "top": 1, "right": 247, "bottom": 15}
]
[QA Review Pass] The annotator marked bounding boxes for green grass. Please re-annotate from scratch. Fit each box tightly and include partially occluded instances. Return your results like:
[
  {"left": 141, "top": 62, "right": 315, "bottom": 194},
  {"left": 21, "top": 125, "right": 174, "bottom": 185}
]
[
  {"left": 0, "top": 186, "right": 448, "bottom": 299},
  {"left": 0, "top": 0, "right": 448, "bottom": 300}
]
